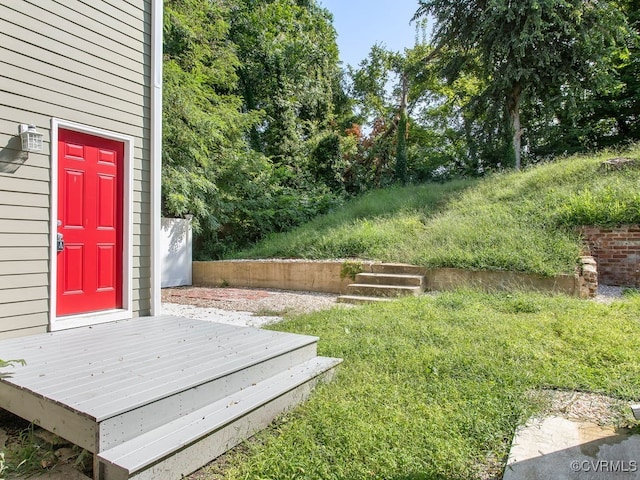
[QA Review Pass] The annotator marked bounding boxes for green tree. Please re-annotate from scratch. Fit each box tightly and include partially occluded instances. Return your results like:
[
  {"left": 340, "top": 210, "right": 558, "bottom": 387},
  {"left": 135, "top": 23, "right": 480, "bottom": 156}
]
[
  {"left": 162, "top": 0, "right": 259, "bottom": 225},
  {"left": 230, "top": 0, "right": 343, "bottom": 189},
  {"left": 565, "top": 0, "right": 640, "bottom": 150},
  {"left": 415, "top": 0, "right": 627, "bottom": 169},
  {"left": 163, "top": 0, "right": 346, "bottom": 258},
  {"left": 349, "top": 42, "right": 461, "bottom": 184}
]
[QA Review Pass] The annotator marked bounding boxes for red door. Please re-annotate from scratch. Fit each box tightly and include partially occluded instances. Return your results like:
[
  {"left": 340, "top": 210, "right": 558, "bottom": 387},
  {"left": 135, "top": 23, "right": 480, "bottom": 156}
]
[{"left": 57, "top": 129, "right": 124, "bottom": 316}]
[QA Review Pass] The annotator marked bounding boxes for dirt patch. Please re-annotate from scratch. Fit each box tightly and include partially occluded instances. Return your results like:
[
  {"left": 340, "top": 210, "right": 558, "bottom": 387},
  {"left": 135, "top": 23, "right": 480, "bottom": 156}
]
[
  {"left": 162, "top": 286, "right": 340, "bottom": 315},
  {"left": 530, "top": 389, "right": 635, "bottom": 427}
]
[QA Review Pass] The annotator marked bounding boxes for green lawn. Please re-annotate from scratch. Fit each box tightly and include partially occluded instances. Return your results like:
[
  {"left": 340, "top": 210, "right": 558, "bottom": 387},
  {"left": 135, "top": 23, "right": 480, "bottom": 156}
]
[
  {"left": 212, "top": 148, "right": 640, "bottom": 478},
  {"left": 232, "top": 146, "right": 640, "bottom": 277},
  {"left": 206, "top": 290, "right": 640, "bottom": 480}
]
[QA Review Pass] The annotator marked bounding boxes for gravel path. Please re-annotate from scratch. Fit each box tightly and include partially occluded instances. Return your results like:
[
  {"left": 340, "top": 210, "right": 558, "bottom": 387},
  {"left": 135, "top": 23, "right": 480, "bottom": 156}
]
[
  {"left": 161, "top": 286, "right": 345, "bottom": 327},
  {"left": 594, "top": 284, "right": 624, "bottom": 303}
]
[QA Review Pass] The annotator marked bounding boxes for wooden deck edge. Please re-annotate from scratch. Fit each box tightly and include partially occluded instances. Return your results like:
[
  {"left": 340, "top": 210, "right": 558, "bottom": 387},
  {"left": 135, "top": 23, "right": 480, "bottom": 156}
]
[{"left": 0, "top": 382, "right": 98, "bottom": 452}]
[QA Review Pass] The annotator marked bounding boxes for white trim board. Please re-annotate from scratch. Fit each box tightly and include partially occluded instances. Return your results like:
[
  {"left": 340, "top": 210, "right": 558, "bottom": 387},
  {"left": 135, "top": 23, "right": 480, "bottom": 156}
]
[
  {"left": 49, "top": 119, "right": 134, "bottom": 331},
  {"left": 150, "top": 0, "right": 163, "bottom": 316}
]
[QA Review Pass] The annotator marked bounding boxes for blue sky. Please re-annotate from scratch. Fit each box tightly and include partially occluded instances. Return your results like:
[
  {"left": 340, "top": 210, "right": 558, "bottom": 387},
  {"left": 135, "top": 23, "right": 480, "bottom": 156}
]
[{"left": 319, "top": 0, "right": 423, "bottom": 68}]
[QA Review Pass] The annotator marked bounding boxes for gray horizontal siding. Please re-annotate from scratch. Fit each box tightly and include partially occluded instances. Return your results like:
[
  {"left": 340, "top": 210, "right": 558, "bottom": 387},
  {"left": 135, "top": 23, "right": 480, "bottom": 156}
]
[
  {"left": 0, "top": 313, "right": 48, "bottom": 331},
  {"left": 0, "top": 325, "right": 48, "bottom": 340},
  {"left": 0, "top": 299, "right": 48, "bottom": 317},
  {"left": 0, "top": 0, "right": 154, "bottom": 335},
  {"left": 1, "top": 63, "right": 146, "bottom": 119},
  {"left": 0, "top": 273, "right": 49, "bottom": 290},
  {"left": 0, "top": 92, "right": 150, "bottom": 139},
  {"left": 2, "top": 3, "right": 148, "bottom": 76}
]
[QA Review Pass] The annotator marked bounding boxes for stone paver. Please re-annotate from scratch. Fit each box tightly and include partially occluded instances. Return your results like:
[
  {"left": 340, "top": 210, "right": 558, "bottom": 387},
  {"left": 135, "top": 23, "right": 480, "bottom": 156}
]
[{"left": 504, "top": 416, "right": 640, "bottom": 479}]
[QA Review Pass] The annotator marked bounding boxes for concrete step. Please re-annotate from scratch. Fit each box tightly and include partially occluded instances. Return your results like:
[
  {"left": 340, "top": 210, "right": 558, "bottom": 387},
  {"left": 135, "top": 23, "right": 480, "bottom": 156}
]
[
  {"left": 97, "top": 328, "right": 319, "bottom": 450},
  {"left": 370, "top": 263, "right": 426, "bottom": 276},
  {"left": 97, "top": 357, "right": 342, "bottom": 480},
  {"left": 346, "top": 284, "right": 423, "bottom": 298},
  {"left": 336, "top": 295, "right": 394, "bottom": 305},
  {"left": 355, "top": 272, "right": 424, "bottom": 287}
]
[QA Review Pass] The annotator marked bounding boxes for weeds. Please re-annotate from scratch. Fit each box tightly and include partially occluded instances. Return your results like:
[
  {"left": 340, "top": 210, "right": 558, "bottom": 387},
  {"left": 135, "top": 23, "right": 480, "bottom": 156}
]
[
  {"left": 2, "top": 424, "right": 57, "bottom": 475},
  {"left": 340, "top": 260, "right": 363, "bottom": 280},
  {"left": 1, "top": 421, "right": 91, "bottom": 478}
]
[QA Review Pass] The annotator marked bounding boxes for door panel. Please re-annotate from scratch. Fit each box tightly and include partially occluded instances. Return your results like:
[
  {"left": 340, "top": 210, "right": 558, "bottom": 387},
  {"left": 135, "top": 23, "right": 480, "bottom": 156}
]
[{"left": 57, "top": 129, "right": 124, "bottom": 316}]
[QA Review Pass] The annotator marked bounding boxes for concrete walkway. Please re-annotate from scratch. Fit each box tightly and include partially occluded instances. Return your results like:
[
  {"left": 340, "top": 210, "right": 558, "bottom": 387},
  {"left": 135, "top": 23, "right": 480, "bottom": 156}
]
[{"left": 504, "top": 416, "right": 640, "bottom": 479}]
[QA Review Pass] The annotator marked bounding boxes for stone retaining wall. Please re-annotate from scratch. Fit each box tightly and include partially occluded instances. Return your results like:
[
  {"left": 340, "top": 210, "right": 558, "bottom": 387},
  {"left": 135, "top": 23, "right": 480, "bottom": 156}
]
[
  {"left": 193, "top": 260, "right": 371, "bottom": 294},
  {"left": 193, "top": 260, "right": 595, "bottom": 297},
  {"left": 425, "top": 267, "right": 584, "bottom": 297},
  {"left": 580, "top": 225, "right": 640, "bottom": 287}
]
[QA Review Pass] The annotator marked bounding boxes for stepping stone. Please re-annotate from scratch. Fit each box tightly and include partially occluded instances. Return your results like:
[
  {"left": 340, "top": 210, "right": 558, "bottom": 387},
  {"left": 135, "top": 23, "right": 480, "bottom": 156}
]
[{"left": 503, "top": 416, "right": 640, "bottom": 479}]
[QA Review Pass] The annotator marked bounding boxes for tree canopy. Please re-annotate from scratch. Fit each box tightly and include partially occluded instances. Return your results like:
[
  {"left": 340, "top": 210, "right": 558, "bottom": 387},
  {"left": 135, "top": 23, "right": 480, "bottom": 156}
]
[
  {"left": 414, "top": 0, "right": 628, "bottom": 169},
  {"left": 161, "top": 0, "right": 640, "bottom": 258}
]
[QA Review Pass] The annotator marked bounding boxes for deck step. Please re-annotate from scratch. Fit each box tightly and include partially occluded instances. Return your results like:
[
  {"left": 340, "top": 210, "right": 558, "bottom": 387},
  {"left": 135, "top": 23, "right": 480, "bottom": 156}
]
[
  {"left": 96, "top": 319, "right": 319, "bottom": 450},
  {"left": 355, "top": 272, "right": 424, "bottom": 287},
  {"left": 336, "top": 295, "right": 393, "bottom": 304},
  {"left": 97, "top": 357, "right": 342, "bottom": 480}
]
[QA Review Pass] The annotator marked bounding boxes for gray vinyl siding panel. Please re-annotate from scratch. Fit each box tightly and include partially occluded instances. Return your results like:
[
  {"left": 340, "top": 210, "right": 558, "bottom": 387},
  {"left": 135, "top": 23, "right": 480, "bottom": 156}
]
[
  {"left": 0, "top": 326, "right": 48, "bottom": 341},
  {"left": 0, "top": 49, "right": 145, "bottom": 105},
  {"left": 0, "top": 205, "right": 49, "bottom": 222},
  {"left": 1, "top": 63, "right": 146, "bottom": 119},
  {"left": 0, "top": 92, "right": 149, "bottom": 140},
  {"left": 0, "top": 235, "right": 49, "bottom": 248},
  {"left": 74, "top": 0, "right": 151, "bottom": 33},
  {"left": 0, "top": 313, "right": 48, "bottom": 331},
  {"left": 0, "top": 157, "right": 50, "bottom": 182},
  {"left": 0, "top": 177, "right": 49, "bottom": 195},
  {"left": 1, "top": 261, "right": 49, "bottom": 276},
  {"left": 0, "top": 31, "right": 147, "bottom": 94},
  {"left": 0, "top": 248, "right": 49, "bottom": 262},
  {"left": 2, "top": 3, "right": 148, "bottom": 73},
  {"left": 0, "top": 300, "right": 48, "bottom": 319},
  {"left": 0, "top": 192, "right": 49, "bottom": 209},
  {"left": 0, "top": 0, "right": 153, "bottom": 335},
  {"left": 0, "top": 273, "right": 49, "bottom": 290}
]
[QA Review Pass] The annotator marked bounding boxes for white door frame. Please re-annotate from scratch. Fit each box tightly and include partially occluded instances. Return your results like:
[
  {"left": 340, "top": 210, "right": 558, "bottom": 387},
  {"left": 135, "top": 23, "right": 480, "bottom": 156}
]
[{"left": 49, "top": 118, "right": 134, "bottom": 331}]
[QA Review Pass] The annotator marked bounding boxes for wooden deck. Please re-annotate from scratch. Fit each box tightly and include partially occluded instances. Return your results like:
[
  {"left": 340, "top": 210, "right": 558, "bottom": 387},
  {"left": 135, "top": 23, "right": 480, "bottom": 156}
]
[{"left": 0, "top": 315, "right": 341, "bottom": 480}]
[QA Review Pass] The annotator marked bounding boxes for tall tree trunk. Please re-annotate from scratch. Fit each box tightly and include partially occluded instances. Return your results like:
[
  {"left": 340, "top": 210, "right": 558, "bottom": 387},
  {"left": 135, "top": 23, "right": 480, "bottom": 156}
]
[
  {"left": 395, "top": 72, "right": 409, "bottom": 184},
  {"left": 507, "top": 82, "right": 523, "bottom": 170}
]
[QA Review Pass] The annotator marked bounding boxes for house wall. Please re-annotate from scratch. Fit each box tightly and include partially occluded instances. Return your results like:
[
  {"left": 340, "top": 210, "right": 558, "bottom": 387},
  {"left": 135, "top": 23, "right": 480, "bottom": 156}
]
[
  {"left": 581, "top": 225, "right": 640, "bottom": 287},
  {"left": 0, "top": 0, "right": 153, "bottom": 338}
]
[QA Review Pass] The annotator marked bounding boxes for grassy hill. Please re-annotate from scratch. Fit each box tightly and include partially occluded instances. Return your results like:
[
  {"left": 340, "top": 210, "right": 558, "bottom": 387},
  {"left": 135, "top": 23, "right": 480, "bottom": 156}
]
[{"left": 231, "top": 146, "right": 640, "bottom": 276}]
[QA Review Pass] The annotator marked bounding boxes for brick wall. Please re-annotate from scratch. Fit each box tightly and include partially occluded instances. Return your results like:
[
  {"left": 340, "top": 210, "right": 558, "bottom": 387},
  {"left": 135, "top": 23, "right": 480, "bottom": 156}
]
[{"left": 580, "top": 225, "right": 640, "bottom": 287}]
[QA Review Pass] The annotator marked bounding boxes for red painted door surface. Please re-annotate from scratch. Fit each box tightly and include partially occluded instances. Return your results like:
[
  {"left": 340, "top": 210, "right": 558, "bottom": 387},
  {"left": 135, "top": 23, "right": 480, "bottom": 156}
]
[{"left": 57, "top": 129, "right": 123, "bottom": 316}]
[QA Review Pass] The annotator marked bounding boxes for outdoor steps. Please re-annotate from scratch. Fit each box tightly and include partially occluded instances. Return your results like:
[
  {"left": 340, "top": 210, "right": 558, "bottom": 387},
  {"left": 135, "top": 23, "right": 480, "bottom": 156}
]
[
  {"left": 91, "top": 319, "right": 340, "bottom": 479},
  {"left": 0, "top": 316, "right": 341, "bottom": 480},
  {"left": 98, "top": 357, "right": 340, "bottom": 480},
  {"left": 337, "top": 263, "right": 427, "bottom": 304},
  {"left": 92, "top": 326, "right": 320, "bottom": 452}
]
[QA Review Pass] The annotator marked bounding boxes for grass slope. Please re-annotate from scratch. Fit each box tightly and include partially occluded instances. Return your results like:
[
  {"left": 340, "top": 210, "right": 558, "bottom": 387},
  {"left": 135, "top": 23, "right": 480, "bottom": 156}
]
[
  {"left": 232, "top": 146, "right": 640, "bottom": 276},
  {"left": 213, "top": 291, "right": 640, "bottom": 480}
]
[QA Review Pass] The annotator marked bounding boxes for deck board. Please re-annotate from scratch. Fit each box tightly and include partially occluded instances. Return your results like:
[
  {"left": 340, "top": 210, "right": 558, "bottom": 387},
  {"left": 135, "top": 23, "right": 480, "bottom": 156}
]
[{"left": 0, "top": 316, "right": 318, "bottom": 420}]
